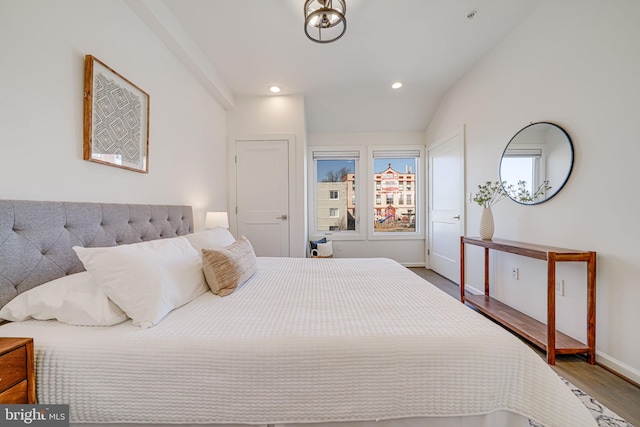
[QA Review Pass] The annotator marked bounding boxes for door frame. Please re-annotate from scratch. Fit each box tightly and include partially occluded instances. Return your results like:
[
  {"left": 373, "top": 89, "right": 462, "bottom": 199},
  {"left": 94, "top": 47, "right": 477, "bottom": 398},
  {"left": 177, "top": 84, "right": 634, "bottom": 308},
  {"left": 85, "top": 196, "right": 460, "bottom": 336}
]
[
  {"left": 426, "top": 125, "right": 466, "bottom": 271},
  {"left": 228, "top": 134, "right": 297, "bottom": 256}
]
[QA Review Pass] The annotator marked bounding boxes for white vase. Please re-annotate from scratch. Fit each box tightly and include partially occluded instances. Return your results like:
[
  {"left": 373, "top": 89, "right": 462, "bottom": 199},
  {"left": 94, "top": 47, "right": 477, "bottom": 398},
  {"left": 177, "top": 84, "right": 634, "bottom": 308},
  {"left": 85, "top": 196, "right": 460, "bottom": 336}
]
[{"left": 480, "top": 207, "right": 494, "bottom": 240}]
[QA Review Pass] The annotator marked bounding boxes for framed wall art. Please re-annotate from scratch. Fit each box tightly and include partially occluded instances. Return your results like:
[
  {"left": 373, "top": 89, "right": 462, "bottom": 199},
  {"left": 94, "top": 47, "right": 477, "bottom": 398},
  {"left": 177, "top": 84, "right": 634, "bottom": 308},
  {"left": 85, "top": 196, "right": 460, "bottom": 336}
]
[{"left": 83, "top": 55, "right": 150, "bottom": 173}]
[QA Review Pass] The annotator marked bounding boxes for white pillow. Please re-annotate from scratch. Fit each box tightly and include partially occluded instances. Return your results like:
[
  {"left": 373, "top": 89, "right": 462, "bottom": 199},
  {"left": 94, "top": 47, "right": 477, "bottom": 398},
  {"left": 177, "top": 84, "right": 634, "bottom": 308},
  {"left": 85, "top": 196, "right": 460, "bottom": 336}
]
[
  {"left": 316, "top": 241, "right": 333, "bottom": 257},
  {"left": 73, "top": 236, "right": 208, "bottom": 329},
  {"left": 0, "top": 272, "right": 127, "bottom": 326},
  {"left": 184, "top": 227, "right": 236, "bottom": 252}
]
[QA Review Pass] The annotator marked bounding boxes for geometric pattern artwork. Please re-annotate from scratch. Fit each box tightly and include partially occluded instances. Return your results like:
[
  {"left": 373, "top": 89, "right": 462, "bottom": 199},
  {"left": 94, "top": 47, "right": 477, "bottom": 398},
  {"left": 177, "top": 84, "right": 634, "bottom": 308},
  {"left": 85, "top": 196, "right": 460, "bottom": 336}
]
[
  {"left": 93, "top": 73, "right": 142, "bottom": 164},
  {"left": 83, "top": 55, "right": 149, "bottom": 173}
]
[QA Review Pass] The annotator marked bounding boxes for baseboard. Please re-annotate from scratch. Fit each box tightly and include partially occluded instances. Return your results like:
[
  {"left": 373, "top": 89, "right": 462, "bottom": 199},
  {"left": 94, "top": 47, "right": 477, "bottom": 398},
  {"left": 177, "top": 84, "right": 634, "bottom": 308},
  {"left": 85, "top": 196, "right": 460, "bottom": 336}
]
[
  {"left": 462, "top": 284, "right": 640, "bottom": 387},
  {"left": 464, "top": 284, "right": 484, "bottom": 295},
  {"left": 596, "top": 351, "right": 640, "bottom": 387},
  {"left": 402, "top": 262, "right": 426, "bottom": 268}
]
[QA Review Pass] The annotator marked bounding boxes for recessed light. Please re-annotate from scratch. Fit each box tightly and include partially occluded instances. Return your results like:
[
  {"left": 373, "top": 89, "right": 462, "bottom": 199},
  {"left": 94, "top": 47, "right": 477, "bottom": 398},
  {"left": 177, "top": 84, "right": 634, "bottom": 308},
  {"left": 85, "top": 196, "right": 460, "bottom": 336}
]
[
  {"left": 391, "top": 82, "right": 403, "bottom": 89},
  {"left": 269, "top": 85, "right": 281, "bottom": 93}
]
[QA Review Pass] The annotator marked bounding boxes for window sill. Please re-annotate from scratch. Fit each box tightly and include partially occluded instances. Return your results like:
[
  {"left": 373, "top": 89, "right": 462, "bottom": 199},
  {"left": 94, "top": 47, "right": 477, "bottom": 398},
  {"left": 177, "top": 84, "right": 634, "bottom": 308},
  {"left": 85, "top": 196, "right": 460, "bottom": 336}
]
[
  {"left": 309, "top": 232, "right": 365, "bottom": 241},
  {"left": 368, "top": 232, "right": 424, "bottom": 241}
]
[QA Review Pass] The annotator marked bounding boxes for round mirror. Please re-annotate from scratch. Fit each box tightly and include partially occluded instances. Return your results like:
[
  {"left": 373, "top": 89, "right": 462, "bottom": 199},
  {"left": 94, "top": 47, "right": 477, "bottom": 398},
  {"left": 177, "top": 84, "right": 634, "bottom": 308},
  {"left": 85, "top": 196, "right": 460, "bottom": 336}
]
[{"left": 499, "top": 122, "right": 574, "bottom": 205}]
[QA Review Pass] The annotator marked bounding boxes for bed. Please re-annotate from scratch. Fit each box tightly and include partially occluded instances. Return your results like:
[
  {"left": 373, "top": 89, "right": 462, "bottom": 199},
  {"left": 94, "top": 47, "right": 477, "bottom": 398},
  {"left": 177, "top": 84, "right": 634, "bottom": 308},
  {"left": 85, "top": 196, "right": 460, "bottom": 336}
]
[{"left": 0, "top": 200, "right": 597, "bottom": 427}]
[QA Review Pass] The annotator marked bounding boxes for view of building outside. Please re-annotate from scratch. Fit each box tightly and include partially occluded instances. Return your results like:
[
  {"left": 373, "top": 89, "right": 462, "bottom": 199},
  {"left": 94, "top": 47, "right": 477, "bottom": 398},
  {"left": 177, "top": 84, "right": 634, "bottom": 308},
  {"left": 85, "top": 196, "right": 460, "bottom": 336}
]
[
  {"left": 315, "top": 157, "right": 416, "bottom": 233},
  {"left": 373, "top": 159, "right": 416, "bottom": 232},
  {"left": 316, "top": 160, "right": 356, "bottom": 231}
]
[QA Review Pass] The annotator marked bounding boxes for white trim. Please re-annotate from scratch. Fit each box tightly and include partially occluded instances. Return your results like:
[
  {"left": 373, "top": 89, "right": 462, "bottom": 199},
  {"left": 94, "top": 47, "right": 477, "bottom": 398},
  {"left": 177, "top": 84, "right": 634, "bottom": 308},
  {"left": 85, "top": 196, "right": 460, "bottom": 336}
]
[
  {"left": 464, "top": 284, "right": 484, "bottom": 295},
  {"left": 367, "top": 145, "right": 425, "bottom": 241},
  {"left": 401, "top": 262, "right": 427, "bottom": 268},
  {"left": 307, "top": 146, "right": 366, "bottom": 241},
  {"left": 596, "top": 351, "right": 640, "bottom": 386}
]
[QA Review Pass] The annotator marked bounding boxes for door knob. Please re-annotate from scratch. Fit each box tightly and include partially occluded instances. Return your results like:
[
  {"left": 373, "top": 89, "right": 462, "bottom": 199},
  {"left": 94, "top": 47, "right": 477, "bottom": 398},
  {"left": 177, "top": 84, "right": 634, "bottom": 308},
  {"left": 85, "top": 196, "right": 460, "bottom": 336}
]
[
  {"left": 277, "top": 215, "right": 288, "bottom": 220},
  {"left": 453, "top": 215, "right": 460, "bottom": 220}
]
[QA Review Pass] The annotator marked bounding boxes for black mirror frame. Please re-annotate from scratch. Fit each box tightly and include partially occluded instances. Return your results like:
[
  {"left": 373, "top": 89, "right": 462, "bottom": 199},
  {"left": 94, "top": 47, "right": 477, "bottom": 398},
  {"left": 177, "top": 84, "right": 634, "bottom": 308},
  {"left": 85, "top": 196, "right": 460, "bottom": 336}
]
[{"left": 499, "top": 122, "right": 574, "bottom": 205}]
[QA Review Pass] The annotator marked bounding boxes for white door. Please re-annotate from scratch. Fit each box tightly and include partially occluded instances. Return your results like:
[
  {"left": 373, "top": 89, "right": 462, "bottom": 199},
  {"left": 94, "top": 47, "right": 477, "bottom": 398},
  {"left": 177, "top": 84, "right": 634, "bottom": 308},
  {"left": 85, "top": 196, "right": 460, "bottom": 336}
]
[
  {"left": 235, "top": 140, "right": 290, "bottom": 257},
  {"left": 428, "top": 128, "right": 464, "bottom": 283}
]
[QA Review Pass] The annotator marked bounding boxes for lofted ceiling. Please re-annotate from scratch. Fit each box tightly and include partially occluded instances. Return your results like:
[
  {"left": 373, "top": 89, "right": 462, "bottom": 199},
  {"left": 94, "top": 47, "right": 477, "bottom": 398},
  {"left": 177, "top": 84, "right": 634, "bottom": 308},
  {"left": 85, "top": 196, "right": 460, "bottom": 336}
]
[{"left": 161, "top": 0, "right": 542, "bottom": 132}]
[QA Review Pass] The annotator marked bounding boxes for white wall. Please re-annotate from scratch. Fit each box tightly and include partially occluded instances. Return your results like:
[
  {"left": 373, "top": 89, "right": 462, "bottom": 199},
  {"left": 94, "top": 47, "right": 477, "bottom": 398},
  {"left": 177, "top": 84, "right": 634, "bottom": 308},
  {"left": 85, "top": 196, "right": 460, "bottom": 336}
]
[
  {"left": 0, "top": 0, "right": 227, "bottom": 230},
  {"left": 226, "top": 95, "right": 308, "bottom": 257},
  {"left": 309, "top": 132, "right": 426, "bottom": 266},
  {"left": 426, "top": 0, "right": 640, "bottom": 382},
  {"left": 226, "top": 99, "right": 426, "bottom": 265}
]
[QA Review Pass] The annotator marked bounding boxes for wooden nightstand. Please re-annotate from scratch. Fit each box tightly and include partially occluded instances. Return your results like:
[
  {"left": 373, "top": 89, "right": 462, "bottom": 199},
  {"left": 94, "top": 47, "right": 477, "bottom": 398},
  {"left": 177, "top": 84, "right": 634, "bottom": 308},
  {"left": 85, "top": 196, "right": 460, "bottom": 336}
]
[{"left": 0, "top": 337, "right": 36, "bottom": 403}]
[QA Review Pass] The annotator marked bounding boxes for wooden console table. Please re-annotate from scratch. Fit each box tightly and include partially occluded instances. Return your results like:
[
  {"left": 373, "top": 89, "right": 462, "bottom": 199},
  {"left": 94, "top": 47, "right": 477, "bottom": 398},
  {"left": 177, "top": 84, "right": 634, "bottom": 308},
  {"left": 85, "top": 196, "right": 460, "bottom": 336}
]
[{"left": 460, "top": 236, "right": 596, "bottom": 365}]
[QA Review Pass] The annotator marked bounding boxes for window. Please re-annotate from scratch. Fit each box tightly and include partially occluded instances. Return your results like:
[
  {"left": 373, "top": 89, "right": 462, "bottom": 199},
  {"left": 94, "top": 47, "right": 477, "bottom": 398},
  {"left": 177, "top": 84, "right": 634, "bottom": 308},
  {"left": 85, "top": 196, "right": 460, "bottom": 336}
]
[
  {"left": 310, "top": 146, "right": 421, "bottom": 241},
  {"left": 500, "top": 148, "right": 543, "bottom": 201},
  {"left": 310, "top": 149, "right": 360, "bottom": 235},
  {"left": 372, "top": 149, "right": 421, "bottom": 234}
]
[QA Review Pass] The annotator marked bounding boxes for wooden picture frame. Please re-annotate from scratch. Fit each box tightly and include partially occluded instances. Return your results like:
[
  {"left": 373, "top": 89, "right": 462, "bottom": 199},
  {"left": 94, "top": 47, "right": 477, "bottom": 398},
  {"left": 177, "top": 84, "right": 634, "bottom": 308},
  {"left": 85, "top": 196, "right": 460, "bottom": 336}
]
[{"left": 83, "top": 55, "right": 150, "bottom": 173}]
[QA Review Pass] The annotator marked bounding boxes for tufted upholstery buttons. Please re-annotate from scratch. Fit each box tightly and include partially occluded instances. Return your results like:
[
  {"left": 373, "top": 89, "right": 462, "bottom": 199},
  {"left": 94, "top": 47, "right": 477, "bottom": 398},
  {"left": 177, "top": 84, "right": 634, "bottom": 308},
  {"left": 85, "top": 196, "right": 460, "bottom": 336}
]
[{"left": 0, "top": 201, "right": 194, "bottom": 309}]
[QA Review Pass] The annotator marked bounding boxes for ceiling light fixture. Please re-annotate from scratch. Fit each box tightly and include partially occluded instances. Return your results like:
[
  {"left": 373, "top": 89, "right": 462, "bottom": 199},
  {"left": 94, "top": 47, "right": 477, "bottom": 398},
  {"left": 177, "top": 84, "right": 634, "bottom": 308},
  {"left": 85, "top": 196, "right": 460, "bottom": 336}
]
[
  {"left": 269, "top": 85, "right": 281, "bottom": 94},
  {"left": 304, "top": 0, "right": 347, "bottom": 44},
  {"left": 391, "top": 82, "right": 403, "bottom": 89}
]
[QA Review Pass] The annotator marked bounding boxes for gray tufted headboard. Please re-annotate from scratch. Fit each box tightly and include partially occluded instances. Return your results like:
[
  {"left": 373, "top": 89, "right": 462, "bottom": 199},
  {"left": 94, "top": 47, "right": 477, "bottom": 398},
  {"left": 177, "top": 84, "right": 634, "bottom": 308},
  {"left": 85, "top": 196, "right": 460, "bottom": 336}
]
[{"left": 0, "top": 200, "right": 194, "bottom": 309}]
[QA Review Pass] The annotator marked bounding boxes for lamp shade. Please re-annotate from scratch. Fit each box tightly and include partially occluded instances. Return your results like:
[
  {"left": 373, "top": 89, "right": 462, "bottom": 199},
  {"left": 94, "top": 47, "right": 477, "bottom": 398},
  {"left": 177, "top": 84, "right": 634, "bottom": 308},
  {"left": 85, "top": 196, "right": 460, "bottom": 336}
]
[{"left": 205, "top": 211, "right": 229, "bottom": 229}]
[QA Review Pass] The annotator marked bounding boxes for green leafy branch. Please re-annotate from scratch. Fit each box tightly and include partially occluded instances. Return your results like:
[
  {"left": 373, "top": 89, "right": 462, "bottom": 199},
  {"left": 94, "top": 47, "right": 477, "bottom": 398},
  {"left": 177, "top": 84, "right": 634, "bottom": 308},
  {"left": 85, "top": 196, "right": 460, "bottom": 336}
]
[
  {"left": 513, "top": 180, "right": 552, "bottom": 204},
  {"left": 474, "top": 180, "right": 553, "bottom": 207},
  {"left": 473, "top": 181, "right": 511, "bottom": 208}
]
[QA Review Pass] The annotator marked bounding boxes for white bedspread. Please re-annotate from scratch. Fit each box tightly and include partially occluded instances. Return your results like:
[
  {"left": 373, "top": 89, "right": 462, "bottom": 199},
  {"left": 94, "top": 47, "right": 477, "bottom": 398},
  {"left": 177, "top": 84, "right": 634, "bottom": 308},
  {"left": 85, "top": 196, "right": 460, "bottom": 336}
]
[{"left": 0, "top": 257, "right": 596, "bottom": 426}]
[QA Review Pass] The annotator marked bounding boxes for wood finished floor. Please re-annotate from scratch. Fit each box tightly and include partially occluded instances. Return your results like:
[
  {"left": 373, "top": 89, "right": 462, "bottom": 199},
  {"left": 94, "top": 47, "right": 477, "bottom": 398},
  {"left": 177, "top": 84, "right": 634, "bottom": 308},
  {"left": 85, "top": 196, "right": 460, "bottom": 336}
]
[{"left": 408, "top": 267, "right": 640, "bottom": 426}]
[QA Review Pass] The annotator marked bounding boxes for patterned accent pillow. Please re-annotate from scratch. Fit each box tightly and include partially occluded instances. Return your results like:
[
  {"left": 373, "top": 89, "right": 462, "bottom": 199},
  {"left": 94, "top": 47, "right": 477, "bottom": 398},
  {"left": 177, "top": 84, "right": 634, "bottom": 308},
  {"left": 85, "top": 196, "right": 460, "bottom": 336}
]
[{"left": 201, "top": 236, "right": 257, "bottom": 296}]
